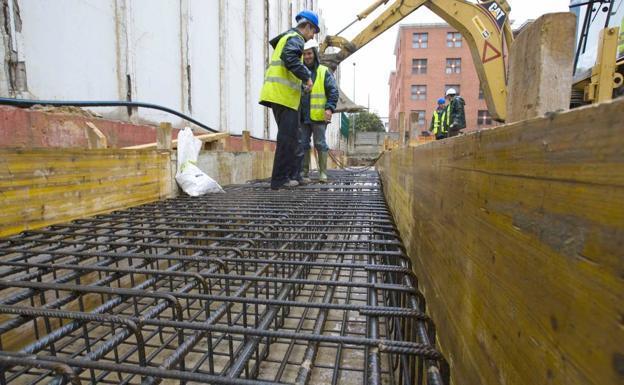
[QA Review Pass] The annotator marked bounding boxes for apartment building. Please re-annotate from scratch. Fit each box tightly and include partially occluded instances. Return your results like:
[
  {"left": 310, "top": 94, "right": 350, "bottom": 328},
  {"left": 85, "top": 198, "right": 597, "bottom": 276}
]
[{"left": 389, "top": 23, "right": 497, "bottom": 137}]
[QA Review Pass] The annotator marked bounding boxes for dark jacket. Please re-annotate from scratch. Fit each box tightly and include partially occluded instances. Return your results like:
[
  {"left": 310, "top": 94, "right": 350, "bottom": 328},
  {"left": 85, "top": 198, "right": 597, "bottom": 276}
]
[
  {"left": 269, "top": 29, "right": 311, "bottom": 83},
  {"left": 300, "top": 48, "right": 339, "bottom": 124},
  {"left": 449, "top": 96, "right": 466, "bottom": 132}
]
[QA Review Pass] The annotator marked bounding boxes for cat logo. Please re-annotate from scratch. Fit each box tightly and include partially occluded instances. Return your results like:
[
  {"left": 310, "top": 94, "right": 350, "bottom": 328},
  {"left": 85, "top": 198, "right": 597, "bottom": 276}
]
[{"left": 478, "top": 1, "right": 508, "bottom": 31}]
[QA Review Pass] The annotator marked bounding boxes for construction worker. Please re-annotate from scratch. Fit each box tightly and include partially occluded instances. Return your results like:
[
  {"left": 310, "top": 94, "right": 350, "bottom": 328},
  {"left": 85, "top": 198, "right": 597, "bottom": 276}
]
[
  {"left": 430, "top": 97, "right": 448, "bottom": 140},
  {"left": 445, "top": 88, "right": 466, "bottom": 137},
  {"left": 259, "top": 10, "right": 319, "bottom": 190},
  {"left": 298, "top": 39, "right": 338, "bottom": 184}
]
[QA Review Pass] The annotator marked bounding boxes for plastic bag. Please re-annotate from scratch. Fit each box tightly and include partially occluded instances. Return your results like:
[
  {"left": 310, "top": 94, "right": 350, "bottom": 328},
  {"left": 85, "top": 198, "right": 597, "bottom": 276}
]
[{"left": 175, "top": 127, "right": 224, "bottom": 196}]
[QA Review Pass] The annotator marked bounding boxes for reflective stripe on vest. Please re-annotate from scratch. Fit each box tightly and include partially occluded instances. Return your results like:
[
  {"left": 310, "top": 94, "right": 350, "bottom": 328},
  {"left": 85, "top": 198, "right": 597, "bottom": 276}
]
[
  {"left": 259, "top": 32, "right": 303, "bottom": 110},
  {"left": 310, "top": 65, "right": 329, "bottom": 121}
]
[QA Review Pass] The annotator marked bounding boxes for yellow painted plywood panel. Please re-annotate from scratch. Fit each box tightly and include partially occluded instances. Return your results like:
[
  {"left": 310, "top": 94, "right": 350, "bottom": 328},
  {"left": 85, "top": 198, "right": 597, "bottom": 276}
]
[
  {"left": 0, "top": 148, "right": 172, "bottom": 237},
  {"left": 377, "top": 98, "right": 624, "bottom": 385}
]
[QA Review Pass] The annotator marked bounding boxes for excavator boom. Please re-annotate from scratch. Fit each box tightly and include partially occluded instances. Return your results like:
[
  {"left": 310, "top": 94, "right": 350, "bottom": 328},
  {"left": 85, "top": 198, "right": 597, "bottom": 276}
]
[{"left": 320, "top": 0, "right": 514, "bottom": 122}]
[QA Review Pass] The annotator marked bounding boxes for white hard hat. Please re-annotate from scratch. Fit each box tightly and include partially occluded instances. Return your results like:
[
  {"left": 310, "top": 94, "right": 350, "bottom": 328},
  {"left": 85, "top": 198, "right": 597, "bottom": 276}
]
[
  {"left": 445, "top": 88, "right": 457, "bottom": 96},
  {"left": 304, "top": 39, "right": 319, "bottom": 51}
]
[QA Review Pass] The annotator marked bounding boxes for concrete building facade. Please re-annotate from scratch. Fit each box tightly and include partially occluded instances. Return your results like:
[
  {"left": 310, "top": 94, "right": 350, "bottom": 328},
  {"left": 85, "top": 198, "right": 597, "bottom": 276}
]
[
  {"left": 389, "top": 23, "right": 497, "bottom": 138},
  {"left": 0, "top": 0, "right": 341, "bottom": 146}
]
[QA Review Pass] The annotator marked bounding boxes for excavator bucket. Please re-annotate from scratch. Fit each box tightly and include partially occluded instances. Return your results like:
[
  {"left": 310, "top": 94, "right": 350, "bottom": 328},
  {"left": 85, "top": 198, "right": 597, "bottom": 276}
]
[{"left": 335, "top": 87, "right": 367, "bottom": 113}]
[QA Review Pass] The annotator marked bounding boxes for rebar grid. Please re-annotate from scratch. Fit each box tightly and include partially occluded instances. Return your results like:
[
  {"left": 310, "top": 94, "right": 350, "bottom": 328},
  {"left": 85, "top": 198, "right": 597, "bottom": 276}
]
[{"left": 0, "top": 170, "right": 448, "bottom": 385}]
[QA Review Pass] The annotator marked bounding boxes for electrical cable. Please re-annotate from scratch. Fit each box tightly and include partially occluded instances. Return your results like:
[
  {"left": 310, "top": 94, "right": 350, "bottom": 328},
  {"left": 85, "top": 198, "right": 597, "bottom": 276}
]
[{"left": 0, "top": 97, "right": 277, "bottom": 142}]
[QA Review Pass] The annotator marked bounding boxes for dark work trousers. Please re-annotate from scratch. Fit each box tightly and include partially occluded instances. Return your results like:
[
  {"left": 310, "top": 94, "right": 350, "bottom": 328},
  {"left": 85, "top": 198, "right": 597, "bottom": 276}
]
[
  {"left": 271, "top": 104, "right": 303, "bottom": 189},
  {"left": 290, "top": 124, "right": 305, "bottom": 181}
]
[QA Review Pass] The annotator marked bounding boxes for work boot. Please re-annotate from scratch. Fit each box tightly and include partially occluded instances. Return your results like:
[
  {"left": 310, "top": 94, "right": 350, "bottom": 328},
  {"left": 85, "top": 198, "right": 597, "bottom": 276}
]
[
  {"left": 302, "top": 151, "right": 311, "bottom": 184},
  {"left": 318, "top": 151, "right": 328, "bottom": 183}
]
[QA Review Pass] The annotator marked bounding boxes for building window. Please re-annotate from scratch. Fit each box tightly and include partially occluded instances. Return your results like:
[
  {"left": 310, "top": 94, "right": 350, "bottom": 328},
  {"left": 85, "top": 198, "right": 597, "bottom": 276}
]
[
  {"left": 445, "top": 58, "right": 461, "bottom": 74},
  {"left": 411, "top": 85, "right": 427, "bottom": 100},
  {"left": 445, "top": 84, "right": 460, "bottom": 95},
  {"left": 412, "top": 59, "right": 427, "bottom": 74},
  {"left": 447, "top": 32, "right": 462, "bottom": 48},
  {"left": 479, "top": 88, "right": 484, "bottom": 99},
  {"left": 478, "top": 110, "right": 492, "bottom": 125},
  {"left": 412, "top": 33, "right": 428, "bottom": 48}
]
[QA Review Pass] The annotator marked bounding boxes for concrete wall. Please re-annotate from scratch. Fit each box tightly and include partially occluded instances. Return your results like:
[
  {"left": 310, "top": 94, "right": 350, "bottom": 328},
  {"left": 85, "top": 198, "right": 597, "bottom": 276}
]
[
  {"left": 0, "top": 106, "right": 180, "bottom": 148},
  {"left": 0, "top": 0, "right": 341, "bottom": 145},
  {"left": 195, "top": 151, "right": 274, "bottom": 187},
  {"left": 377, "top": 98, "right": 624, "bottom": 385}
]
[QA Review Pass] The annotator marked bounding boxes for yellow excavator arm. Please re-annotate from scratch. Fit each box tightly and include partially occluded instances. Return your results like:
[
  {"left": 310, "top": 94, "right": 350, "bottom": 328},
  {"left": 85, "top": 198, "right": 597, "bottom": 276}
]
[{"left": 320, "top": 0, "right": 514, "bottom": 122}]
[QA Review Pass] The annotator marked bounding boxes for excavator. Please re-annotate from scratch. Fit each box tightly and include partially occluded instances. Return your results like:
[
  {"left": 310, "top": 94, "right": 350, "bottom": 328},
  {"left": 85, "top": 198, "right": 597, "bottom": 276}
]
[{"left": 319, "top": 0, "right": 624, "bottom": 123}]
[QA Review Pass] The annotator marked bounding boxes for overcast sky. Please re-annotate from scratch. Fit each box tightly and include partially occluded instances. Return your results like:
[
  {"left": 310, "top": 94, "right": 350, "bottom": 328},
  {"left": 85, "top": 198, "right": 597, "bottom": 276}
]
[{"left": 317, "top": 0, "right": 571, "bottom": 117}]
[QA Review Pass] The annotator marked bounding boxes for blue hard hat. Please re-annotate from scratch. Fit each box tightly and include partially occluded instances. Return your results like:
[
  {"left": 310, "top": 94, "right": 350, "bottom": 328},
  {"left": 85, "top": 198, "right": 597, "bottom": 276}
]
[
  {"left": 437, "top": 97, "right": 446, "bottom": 104},
  {"left": 296, "top": 10, "right": 320, "bottom": 33}
]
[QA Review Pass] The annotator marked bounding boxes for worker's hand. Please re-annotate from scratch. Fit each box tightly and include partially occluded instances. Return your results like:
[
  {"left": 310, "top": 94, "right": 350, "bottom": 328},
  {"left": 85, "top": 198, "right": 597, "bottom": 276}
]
[
  {"left": 304, "top": 79, "right": 313, "bottom": 93},
  {"left": 324, "top": 109, "right": 332, "bottom": 122}
]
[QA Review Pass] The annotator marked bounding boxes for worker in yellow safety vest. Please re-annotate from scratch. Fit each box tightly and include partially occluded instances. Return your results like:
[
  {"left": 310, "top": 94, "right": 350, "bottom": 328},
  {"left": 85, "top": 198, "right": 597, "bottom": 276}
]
[
  {"left": 298, "top": 39, "right": 339, "bottom": 184},
  {"left": 430, "top": 98, "right": 448, "bottom": 140},
  {"left": 259, "top": 10, "right": 319, "bottom": 190}
]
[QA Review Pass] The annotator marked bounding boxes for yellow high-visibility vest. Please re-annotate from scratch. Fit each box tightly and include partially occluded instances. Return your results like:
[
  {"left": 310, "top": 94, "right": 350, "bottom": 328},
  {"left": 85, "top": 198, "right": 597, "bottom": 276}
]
[
  {"left": 432, "top": 109, "right": 447, "bottom": 135},
  {"left": 259, "top": 32, "right": 304, "bottom": 111},
  {"left": 310, "top": 65, "right": 329, "bottom": 121}
]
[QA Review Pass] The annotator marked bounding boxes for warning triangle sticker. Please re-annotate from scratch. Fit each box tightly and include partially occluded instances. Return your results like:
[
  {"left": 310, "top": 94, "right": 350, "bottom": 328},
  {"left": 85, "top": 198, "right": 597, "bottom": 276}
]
[{"left": 482, "top": 41, "right": 502, "bottom": 64}]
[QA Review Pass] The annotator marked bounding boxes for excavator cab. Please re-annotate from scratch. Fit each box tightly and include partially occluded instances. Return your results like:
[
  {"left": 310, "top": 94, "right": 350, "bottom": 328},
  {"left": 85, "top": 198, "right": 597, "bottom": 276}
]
[{"left": 570, "top": 0, "right": 624, "bottom": 104}]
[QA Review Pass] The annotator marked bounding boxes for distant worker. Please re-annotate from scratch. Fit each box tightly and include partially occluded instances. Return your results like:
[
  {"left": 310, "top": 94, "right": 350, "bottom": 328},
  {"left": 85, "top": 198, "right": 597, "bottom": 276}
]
[
  {"left": 259, "top": 10, "right": 319, "bottom": 190},
  {"left": 298, "top": 39, "right": 339, "bottom": 184},
  {"left": 445, "top": 88, "right": 466, "bottom": 137},
  {"left": 430, "top": 97, "right": 448, "bottom": 140}
]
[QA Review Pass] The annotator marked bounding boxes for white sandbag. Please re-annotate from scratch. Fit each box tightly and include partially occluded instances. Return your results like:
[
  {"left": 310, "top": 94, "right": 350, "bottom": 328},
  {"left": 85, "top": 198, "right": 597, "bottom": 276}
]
[
  {"left": 176, "top": 126, "right": 202, "bottom": 170},
  {"left": 175, "top": 127, "right": 224, "bottom": 196}
]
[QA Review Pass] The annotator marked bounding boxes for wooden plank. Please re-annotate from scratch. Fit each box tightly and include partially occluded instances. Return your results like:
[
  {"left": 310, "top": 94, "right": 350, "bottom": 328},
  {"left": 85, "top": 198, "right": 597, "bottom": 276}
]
[
  {"left": 242, "top": 130, "right": 251, "bottom": 152},
  {"left": 157, "top": 122, "right": 173, "bottom": 150},
  {"left": 0, "top": 148, "right": 172, "bottom": 237},
  {"left": 84, "top": 121, "right": 107, "bottom": 149},
  {"left": 123, "top": 132, "right": 228, "bottom": 150},
  {"left": 377, "top": 97, "right": 624, "bottom": 385},
  {"left": 398, "top": 111, "right": 406, "bottom": 146}
]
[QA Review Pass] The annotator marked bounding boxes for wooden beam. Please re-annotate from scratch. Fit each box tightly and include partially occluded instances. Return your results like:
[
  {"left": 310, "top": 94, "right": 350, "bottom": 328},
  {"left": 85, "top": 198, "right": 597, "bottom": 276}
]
[
  {"left": 398, "top": 112, "right": 405, "bottom": 146},
  {"left": 242, "top": 130, "right": 251, "bottom": 152},
  {"left": 84, "top": 121, "right": 107, "bottom": 149},
  {"left": 123, "top": 132, "right": 228, "bottom": 150},
  {"left": 157, "top": 122, "right": 173, "bottom": 150}
]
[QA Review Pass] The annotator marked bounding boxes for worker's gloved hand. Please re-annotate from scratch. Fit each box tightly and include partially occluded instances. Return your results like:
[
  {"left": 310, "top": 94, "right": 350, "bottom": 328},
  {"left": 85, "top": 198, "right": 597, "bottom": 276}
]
[{"left": 324, "top": 109, "right": 332, "bottom": 123}]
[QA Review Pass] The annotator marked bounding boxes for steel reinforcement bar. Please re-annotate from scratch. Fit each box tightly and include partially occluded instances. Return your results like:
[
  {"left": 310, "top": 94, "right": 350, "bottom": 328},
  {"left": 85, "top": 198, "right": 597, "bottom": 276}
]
[{"left": 0, "top": 170, "right": 449, "bottom": 385}]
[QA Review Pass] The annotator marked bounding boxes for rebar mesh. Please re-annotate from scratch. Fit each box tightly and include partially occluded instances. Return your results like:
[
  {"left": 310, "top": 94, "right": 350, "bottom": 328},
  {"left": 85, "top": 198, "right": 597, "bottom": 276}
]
[{"left": 0, "top": 170, "right": 448, "bottom": 385}]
